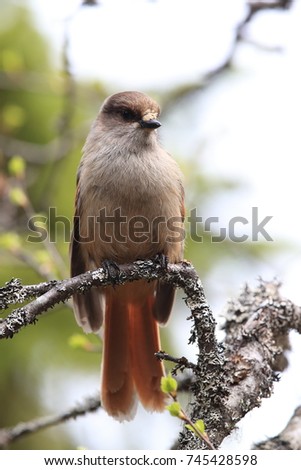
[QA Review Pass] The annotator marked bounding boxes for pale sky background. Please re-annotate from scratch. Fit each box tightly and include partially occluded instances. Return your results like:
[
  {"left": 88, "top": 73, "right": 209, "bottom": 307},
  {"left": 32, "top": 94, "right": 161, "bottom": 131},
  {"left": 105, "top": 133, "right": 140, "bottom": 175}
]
[{"left": 25, "top": 0, "right": 301, "bottom": 450}]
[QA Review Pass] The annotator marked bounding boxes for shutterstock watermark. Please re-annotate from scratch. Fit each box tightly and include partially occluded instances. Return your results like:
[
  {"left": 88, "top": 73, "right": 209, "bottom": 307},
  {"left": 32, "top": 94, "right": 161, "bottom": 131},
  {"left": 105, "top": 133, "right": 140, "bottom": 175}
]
[
  {"left": 188, "top": 207, "right": 273, "bottom": 243},
  {"left": 27, "top": 206, "right": 273, "bottom": 244}
]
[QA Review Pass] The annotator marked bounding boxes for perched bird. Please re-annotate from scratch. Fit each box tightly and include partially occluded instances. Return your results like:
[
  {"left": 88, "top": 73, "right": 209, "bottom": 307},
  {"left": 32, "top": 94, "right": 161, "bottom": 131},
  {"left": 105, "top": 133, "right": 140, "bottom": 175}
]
[{"left": 70, "top": 91, "right": 185, "bottom": 420}]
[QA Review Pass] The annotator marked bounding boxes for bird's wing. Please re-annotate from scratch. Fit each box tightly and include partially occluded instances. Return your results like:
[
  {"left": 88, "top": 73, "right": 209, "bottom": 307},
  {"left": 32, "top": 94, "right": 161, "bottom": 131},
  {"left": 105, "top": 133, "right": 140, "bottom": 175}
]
[{"left": 70, "top": 185, "right": 105, "bottom": 333}]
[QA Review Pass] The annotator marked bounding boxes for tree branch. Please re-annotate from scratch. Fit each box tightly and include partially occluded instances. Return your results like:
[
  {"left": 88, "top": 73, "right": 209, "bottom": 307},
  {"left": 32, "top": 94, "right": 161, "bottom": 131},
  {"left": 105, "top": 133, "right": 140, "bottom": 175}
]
[
  {"left": 0, "top": 395, "right": 100, "bottom": 449},
  {"left": 0, "top": 375, "right": 192, "bottom": 449},
  {"left": 155, "top": 351, "right": 198, "bottom": 373},
  {"left": 0, "top": 260, "right": 223, "bottom": 447},
  {"left": 1, "top": 262, "right": 301, "bottom": 449},
  {"left": 254, "top": 405, "right": 301, "bottom": 450},
  {"left": 162, "top": 0, "right": 294, "bottom": 110},
  {"left": 178, "top": 279, "right": 301, "bottom": 449}
]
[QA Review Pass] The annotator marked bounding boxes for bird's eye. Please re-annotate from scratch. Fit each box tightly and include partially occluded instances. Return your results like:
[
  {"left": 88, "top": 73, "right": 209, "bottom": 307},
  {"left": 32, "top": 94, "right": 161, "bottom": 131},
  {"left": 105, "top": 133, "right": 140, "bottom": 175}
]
[{"left": 121, "top": 109, "right": 136, "bottom": 121}]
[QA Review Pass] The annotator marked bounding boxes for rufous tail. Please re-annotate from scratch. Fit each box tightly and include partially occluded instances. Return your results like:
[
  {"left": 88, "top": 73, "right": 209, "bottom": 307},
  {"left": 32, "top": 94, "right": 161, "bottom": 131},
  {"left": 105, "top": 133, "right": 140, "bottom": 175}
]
[{"left": 101, "top": 282, "right": 166, "bottom": 421}]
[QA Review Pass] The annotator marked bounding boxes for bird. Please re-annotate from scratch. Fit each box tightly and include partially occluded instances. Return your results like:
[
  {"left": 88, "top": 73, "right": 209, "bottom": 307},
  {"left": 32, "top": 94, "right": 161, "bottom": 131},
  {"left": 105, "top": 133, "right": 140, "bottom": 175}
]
[{"left": 70, "top": 91, "right": 185, "bottom": 420}]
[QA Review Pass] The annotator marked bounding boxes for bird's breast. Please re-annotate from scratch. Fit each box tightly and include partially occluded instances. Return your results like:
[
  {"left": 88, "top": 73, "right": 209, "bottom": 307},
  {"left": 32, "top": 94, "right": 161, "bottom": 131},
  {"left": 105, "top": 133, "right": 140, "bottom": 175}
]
[{"left": 78, "top": 148, "right": 183, "bottom": 264}]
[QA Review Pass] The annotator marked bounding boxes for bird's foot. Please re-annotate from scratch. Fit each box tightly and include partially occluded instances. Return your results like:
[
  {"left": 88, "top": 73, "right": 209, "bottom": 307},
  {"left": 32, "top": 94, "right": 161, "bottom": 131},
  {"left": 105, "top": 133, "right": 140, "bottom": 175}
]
[
  {"left": 154, "top": 253, "right": 169, "bottom": 271},
  {"left": 102, "top": 259, "right": 120, "bottom": 284}
]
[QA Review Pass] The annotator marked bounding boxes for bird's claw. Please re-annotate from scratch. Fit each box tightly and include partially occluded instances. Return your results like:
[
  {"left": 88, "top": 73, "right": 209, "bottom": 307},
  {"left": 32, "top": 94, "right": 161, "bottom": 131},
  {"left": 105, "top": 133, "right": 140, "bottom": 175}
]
[
  {"left": 154, "top": 253, "right": 169, "bottom": 270},
  {"left": 102, "top": 260, "right": 120, "bottom": 284}
]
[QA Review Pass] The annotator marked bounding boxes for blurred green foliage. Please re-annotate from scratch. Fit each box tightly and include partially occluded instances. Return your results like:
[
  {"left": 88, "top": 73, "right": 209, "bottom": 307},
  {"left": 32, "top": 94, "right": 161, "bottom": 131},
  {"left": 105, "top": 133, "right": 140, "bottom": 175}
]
[
  {"left": 0, "top": 0, "right": 275, "bottom": 450},
  {"left": 0, "top": 1, "right": 104, "bottom": 450}
]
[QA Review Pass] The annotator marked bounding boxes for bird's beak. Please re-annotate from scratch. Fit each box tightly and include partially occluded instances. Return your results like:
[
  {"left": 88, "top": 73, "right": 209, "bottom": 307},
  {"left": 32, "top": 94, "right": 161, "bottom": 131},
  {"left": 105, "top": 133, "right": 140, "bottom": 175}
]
[{"left": 139, "top": 112, "right": 161, "bottom": 129}]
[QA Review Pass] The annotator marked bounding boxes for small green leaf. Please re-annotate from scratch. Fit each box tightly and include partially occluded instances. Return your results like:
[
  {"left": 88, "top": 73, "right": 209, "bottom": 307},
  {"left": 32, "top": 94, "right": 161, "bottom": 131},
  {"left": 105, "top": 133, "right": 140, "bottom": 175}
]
[
  {"left": 185, "top": 420, "right": 207, "bottom": 439},
  {"left": 68, "top": 334, "right": 100, "bottom": 353},
  {"left": 195, "top": 419, "right": 205, "bottom": 434},
  {"left": 185, "top": 424, "right": 194, "bottom": 432},
  {"left": 8, "top": 155, "right": 26, "bottom": 178},
  {"left": 2, "top": 104, "right": 26, "bottom": 129},
  {"left": 9, "top": 187, "right": 28, "bottom": 207},
  {"left": 166, "top": 402, "right": 181, "bottom": 417},
  {"left": 160, "top": 374, "right": 178, "bottom": 394},
  {"left": 68, "top": 334, "right": 91, "bottom": 350},
  {"left": 0, "top": 232, "right": 21, "bottom": 251}
]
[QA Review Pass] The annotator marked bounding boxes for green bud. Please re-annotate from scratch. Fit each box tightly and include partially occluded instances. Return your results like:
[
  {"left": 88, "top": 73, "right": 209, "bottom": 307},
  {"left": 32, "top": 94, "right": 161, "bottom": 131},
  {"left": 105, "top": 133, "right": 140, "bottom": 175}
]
[
  {"left": 160, "top": 374, "right": 178, "bottom": 395},
  {"left": 166, "top": 402, "right": 182, "bottom": 417},
  {"left": 8, "top": 155, "right": 26, "bottom": 179},
  {"left": 9, "top": 187, "right": 28, "bottom": 207}
]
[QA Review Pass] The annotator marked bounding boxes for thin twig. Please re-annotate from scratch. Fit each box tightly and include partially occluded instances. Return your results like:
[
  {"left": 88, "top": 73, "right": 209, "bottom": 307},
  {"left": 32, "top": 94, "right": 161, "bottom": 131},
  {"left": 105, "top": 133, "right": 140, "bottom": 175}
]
[
  {"left": 162, "top": 0, "right": 294, "bottom": 110},
  {"left": 155, "top": 351, "right": 198, "bottom": 372},
  {"left": 0, "top": 395, "right": 100, "bottom": 449}
]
